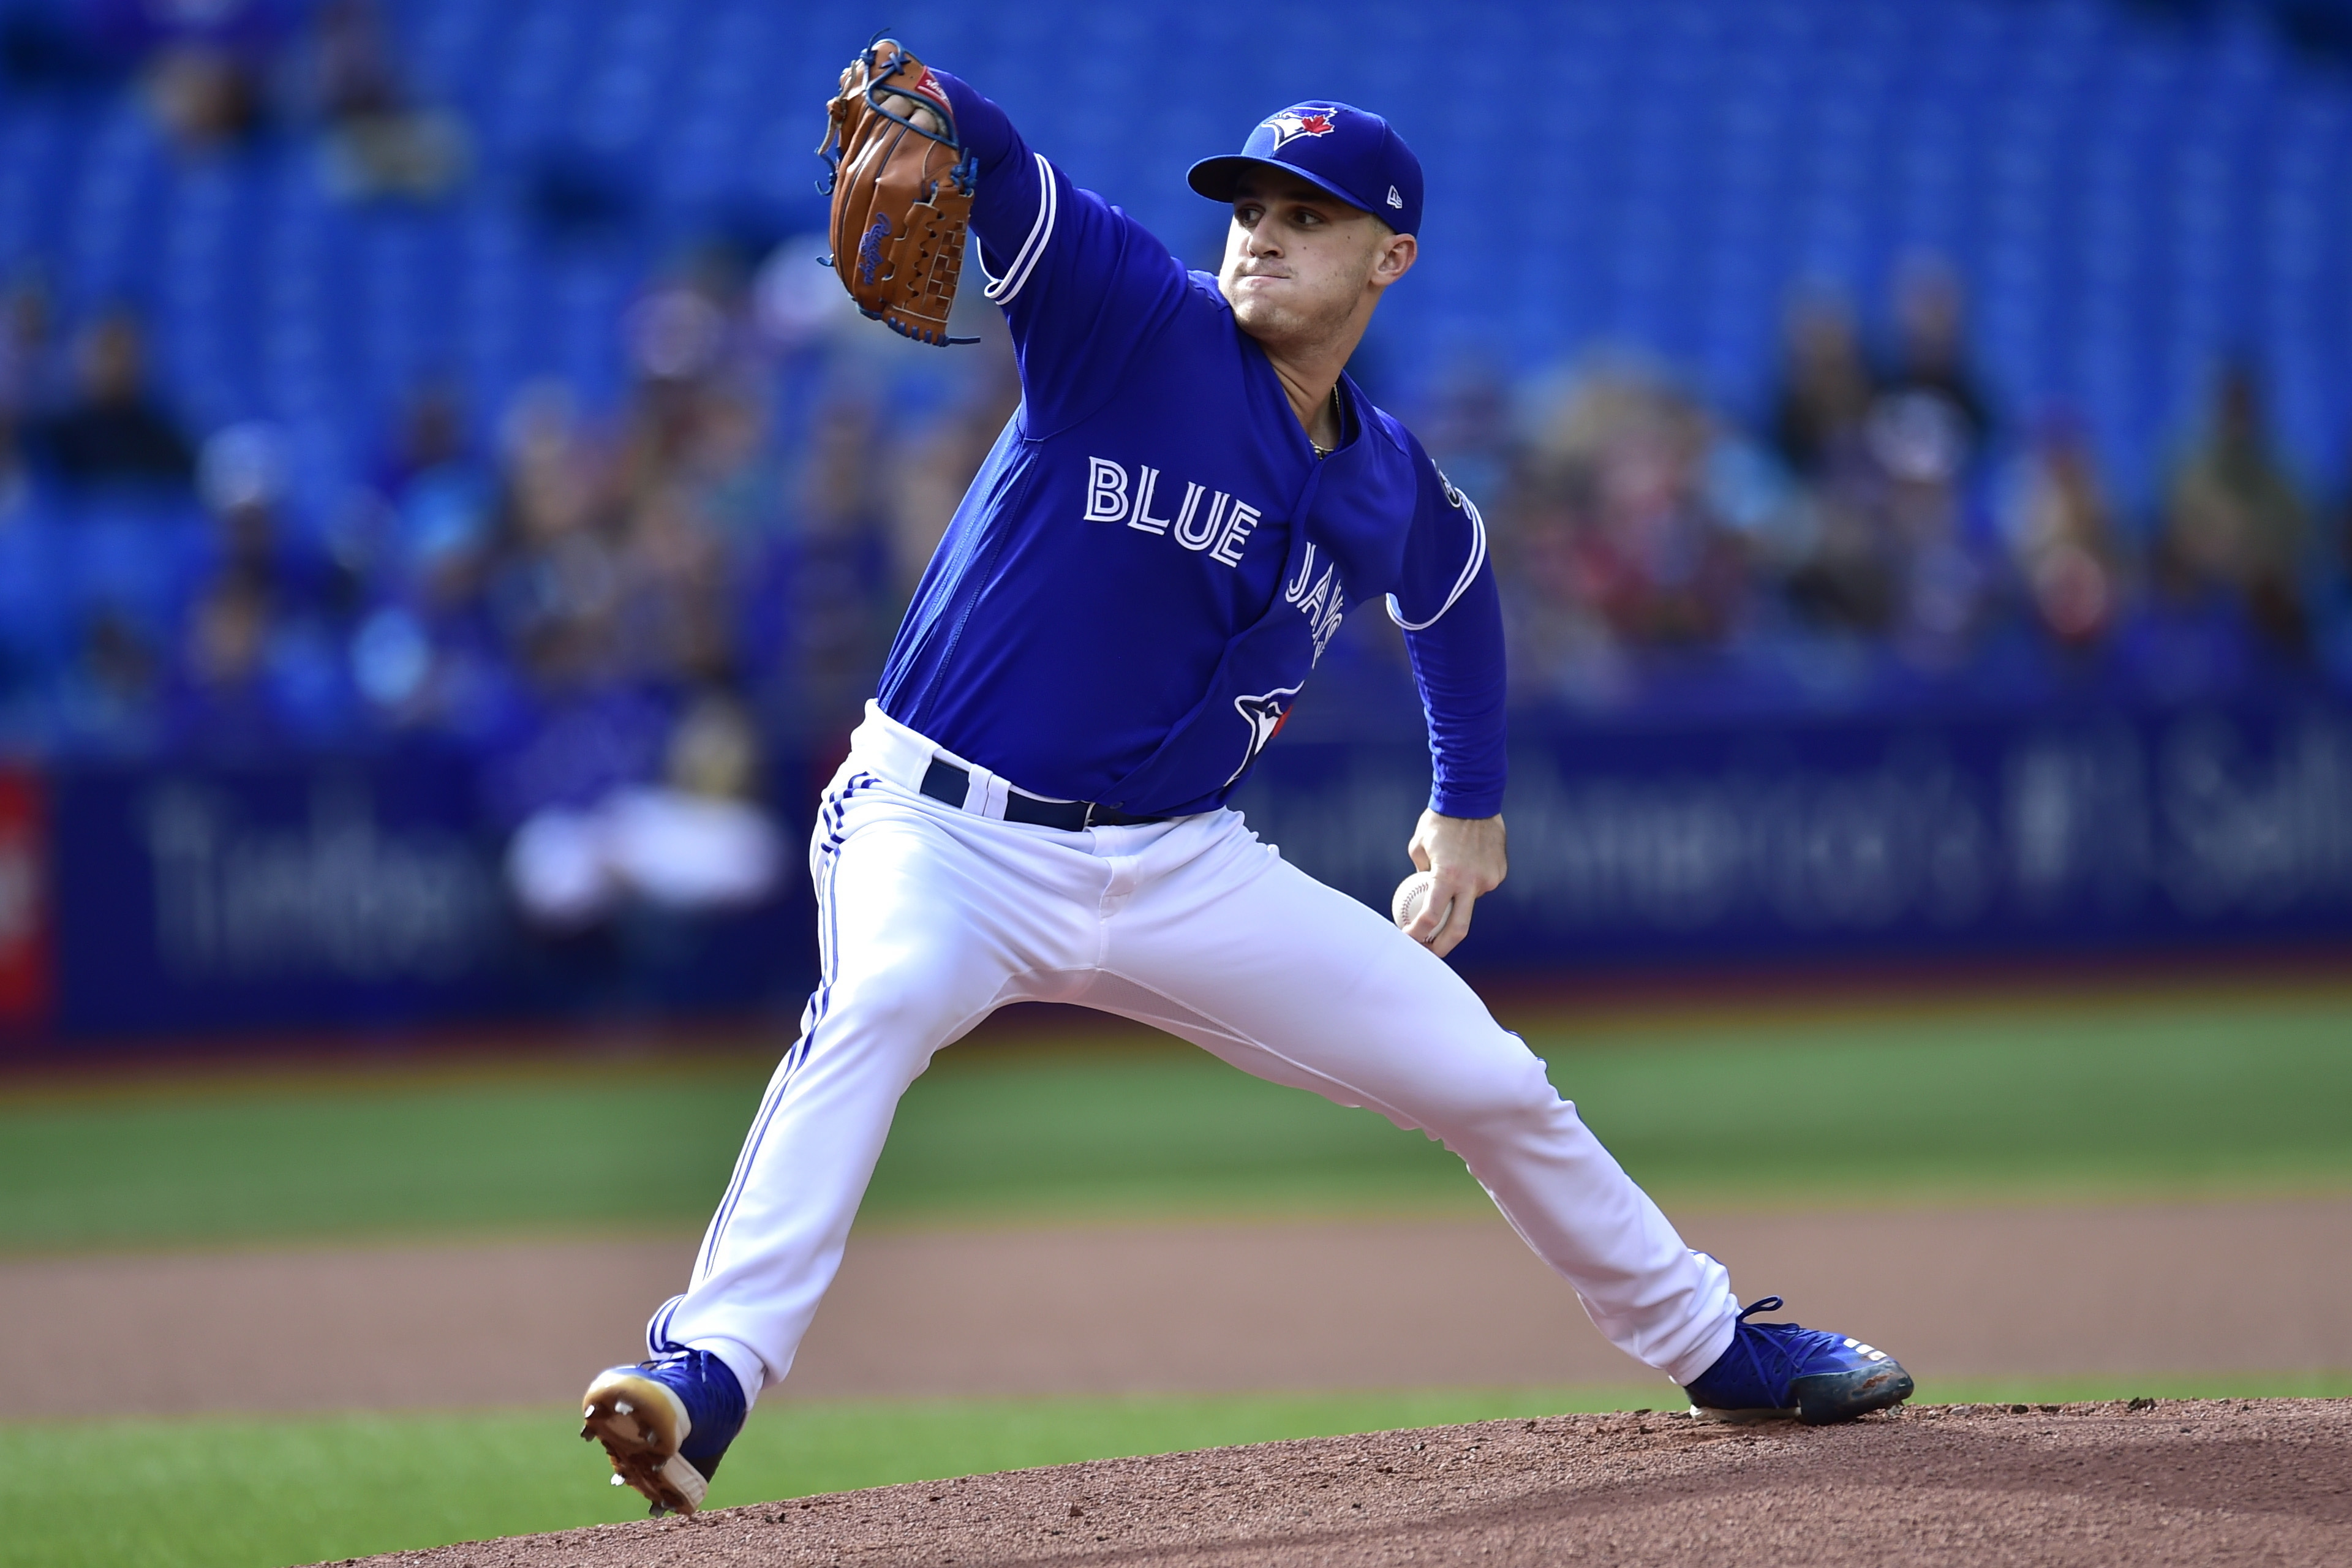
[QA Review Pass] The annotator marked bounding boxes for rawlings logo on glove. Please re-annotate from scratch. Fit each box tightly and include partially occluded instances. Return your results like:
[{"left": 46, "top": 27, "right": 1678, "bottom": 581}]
[{"left": 816, "top": 39, "right": 976, "bottom": 347}]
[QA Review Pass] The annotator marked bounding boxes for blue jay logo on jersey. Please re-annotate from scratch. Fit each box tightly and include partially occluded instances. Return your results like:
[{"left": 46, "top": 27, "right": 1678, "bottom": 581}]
[
  {"left": 1264, "top": 107, "right": 1340, "bottom": 148},
  {"left": 1226, "top": 684, "right": 1304, "bottom": 785}
]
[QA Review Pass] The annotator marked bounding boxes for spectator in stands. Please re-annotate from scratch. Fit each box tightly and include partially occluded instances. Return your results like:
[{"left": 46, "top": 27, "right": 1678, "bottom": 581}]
[
  {"left": 608, "top": 270, "right": 777, "bottom": 697},
  {"left": 2002, "top": 415, "right": 2124, "bottom": 650},
  {"left": 1770, "top": 290, "right": 1874, "bottom": 481},
  {"left": 616, "top": 478, "right": 731, "bottom": 688},
  {"left": 146, "top": 44, "right": 262, "bottom": 151},
  {"left": 505, "top": 687, "right": 783, "bottom": 932},
  {"left": 0, "top": 271, "right": 53, "bottom": 417},
  {"left": 777, "top": 397, "right": 899, "bottom": 739},
  {"left": 2160, "top": 361, "right": 2310, "bottom": 653},
  {"left": 110, "top": 0, "right": 295, "bottom": 154},
  {"left": 379, "top": 381, "right": 497, "bottom": 604},
  {"left": 672, "top": 377, "right": 780, "bottom": 541},
  {"left": 485, "top": 380, "right": 622, "bottom": 689},
  {"left": 0, "top": 416, "right": 18, "bottom": 519},
  {"left": 887, "top": 328, "right": 1020, "bottom": 599},
  {"left": 302, "top": 0, "right": 469, "bottom": 199},
  {"left": 0, "top": 271, "right": 53, "bottom": 513},
  {"left": 171, "top": 565, "right": 279, "bottom": 745},
  {"left": 58, "top": 606, "right": 163, "bottom": 753},
  {"left": 198, "top": 421, "right": 292, "bottom": 578},
  {"left": 31, "top": 310, "right": 195, "bottom": 491},
  {"left": 1514, "top": 366, "right": 1749, "bottom": 660},
  {"left": 1782, "top": 486, "right": 1896, "bottom": 638},
  {"left": 336, "top": 385, "right": 513, "bottom": 737},
  {"left": 2339, "top": 445, "right": 2352, "bottom": 594},
  {"left": 1420, "top": 363, "right": 1514, "bottom": 509},
  {"left": 1781, "top": 263, "right": 2000, "bottom": 671},
  {"left": 1871, "top": 396, "right": 1996, "bottom": 676},
  {"left": 1866, "top": 255, "right": 1992, "bottom": 486},
  {"left": 1770, "top": 290, "right": 1911, "bottom": 641},
  {"left": 615, "top": 261, "right": 777, "bottom": 541}
]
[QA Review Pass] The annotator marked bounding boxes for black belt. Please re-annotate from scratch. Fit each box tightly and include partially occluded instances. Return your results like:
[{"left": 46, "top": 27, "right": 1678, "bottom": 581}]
[{"left": 919, "top": 759, "right": 1167, "bottom": 831}]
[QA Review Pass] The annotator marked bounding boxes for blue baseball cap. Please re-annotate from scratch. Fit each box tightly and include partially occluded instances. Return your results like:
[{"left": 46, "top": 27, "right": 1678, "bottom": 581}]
[{"left": 1187, "top": 102, "right": 1423, "bottom": 237}]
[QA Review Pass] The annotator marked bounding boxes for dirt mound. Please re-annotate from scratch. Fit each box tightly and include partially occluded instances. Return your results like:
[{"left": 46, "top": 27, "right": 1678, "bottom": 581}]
[{"left": 353, "top": 1398, "right": 2351, "bottom": 1568}]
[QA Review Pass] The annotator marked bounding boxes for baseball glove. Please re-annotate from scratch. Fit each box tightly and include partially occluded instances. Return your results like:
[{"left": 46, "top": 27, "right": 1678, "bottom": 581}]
[{"left": 816, "top": 38, "right": 978, "bottom": 347}]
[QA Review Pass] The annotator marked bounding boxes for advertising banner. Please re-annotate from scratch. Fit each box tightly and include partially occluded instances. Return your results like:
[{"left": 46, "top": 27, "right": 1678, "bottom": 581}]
[
  {"left": 21, "top": 695, "right": 2351, "bottom": 1049},
  {"left": 1234, "top": 697, "right": 2352, "bottom": 971},
  {"left": 0, "top": 769, "right": 46, "bottom": 1033},
  {"left": 43, "top": 752, "right": 813, "bottom": 1045}
]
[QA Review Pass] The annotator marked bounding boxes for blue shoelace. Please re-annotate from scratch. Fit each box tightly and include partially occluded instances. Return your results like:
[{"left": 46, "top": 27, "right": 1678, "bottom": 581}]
[{"left": 1700, "top": 1296, "right": 1842, "bottom": 1406}]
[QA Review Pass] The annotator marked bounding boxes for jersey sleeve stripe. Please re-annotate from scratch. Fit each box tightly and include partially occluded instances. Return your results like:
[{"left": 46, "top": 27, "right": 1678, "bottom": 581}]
[
  {"left": 1387, "top": 483, "right": 1489, "bottom": 632},
  {"left": 981, "top": 153, "right": 1058, "bottom": 306}
]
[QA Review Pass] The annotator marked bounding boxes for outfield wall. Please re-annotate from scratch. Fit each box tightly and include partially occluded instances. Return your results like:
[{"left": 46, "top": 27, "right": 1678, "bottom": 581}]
[
  {"left": 1238, "top": 696, "right": 2352, "bottom": 971},
  {"left": 4, "top": 695, "right": 2350, "bottom": 1052}
]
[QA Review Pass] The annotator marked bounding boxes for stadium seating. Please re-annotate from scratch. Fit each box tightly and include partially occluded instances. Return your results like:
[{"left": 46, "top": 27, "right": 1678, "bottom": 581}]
[{"left": 0, "top": 0, "right": 2346, "bottom": 753}]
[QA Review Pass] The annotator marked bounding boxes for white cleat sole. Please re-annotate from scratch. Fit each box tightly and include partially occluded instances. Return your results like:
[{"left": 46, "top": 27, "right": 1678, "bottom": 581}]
[
  {"left": 581, "top": 1369, "right": 708, "bottom": 1515},
  {"left": 1687, "top": 1402, "right": 1801, "bottom": 1424}
]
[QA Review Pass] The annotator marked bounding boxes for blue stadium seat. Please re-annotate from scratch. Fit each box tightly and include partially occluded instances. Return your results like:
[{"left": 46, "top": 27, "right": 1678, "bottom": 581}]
[{"left": 0, "top": 0, "right": 2345, "bottom": 756}]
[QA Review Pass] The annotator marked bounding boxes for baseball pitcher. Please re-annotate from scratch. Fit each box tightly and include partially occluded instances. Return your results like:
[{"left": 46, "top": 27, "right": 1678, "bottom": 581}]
[{"left": 580, "top": 42, "right": 1911, "bottom": 1515}]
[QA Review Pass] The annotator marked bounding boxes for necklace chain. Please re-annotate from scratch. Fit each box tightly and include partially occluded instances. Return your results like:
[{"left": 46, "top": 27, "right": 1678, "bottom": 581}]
[{"left": 1309, "top": 383, "right": 1343, "bottom": 460}]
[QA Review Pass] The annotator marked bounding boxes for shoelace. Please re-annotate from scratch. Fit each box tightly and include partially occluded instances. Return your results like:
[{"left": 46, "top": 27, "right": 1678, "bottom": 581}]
[
  {"left": 1716, "top": 1296, "right": 1813, "bottom": 1405},
  {"left": 641, "top": 1349, "right": 746, "bottom": 1455}
]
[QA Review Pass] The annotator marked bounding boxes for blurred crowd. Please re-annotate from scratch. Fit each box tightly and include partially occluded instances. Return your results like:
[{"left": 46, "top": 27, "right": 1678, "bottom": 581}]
[
  {"left": 1, "top": 0, "right": 469, "bottom": 189},
  {"left": 8, "top": 246, "right": 2352, "bottom": 783},
  {"left": 0, "top": 232, "right": 1027, "bottom": 924},
  {"left": 2, "top": 1, "right": 2350, "bottom": 859},
  {"left": 1462, "top": 258, "right": 2352, "bottom": 719}
]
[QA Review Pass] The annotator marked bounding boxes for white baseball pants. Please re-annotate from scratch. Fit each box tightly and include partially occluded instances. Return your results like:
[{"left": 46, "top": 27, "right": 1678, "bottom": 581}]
[{"left": 655, "top": 703, "right": 1740, "bottom": 1403}]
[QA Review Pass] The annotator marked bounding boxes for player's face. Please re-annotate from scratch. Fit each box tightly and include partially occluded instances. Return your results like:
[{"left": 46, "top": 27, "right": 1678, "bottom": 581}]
[{"left": 1219, "top": 170, "right": 1413, "bottom": 349}]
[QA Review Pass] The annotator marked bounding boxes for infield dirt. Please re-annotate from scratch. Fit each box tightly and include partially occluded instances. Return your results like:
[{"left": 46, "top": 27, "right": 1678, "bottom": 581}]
[
  {"left": 352, "top": 1398, "right": 2349, "bottom": 1567},
  {"left": 13, "top": 1198, "right": 2350, "bottom": 1417}
]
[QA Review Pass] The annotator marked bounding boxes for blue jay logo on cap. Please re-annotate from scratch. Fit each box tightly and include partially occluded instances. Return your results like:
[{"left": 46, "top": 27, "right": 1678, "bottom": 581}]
[{"left": 1264, "top": 106, "right": 1340, "bottom": 148}]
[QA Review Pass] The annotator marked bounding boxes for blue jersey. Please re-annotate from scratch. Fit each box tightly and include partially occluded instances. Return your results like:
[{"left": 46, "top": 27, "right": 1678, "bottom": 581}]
[{"left": 875, "top": 74, "right": 1506, "bottom": 821}]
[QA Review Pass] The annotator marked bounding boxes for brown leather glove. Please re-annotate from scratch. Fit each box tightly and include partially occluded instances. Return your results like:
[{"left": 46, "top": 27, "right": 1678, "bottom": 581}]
[{"left": 816, "top": 39, "right": 976, "bottom": 347}]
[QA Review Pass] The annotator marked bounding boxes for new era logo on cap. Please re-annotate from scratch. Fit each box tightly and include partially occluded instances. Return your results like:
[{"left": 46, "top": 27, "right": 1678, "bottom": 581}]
[{"left": 1387, "top": 186, "right": 1403, "bottom": 209}]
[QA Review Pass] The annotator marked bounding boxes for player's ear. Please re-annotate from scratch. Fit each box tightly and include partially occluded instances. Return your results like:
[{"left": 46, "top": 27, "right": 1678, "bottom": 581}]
[{"left": 1368, "top": 230, "right": 1416, "bottom": 291}]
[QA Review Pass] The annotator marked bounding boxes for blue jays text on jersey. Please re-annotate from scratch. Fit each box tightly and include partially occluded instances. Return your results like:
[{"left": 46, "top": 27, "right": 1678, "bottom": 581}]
[
  {"left": 1079, "top": 458, "right": 1264, "bottom": 568},
  {"left": 873, "top": 75, "right": 1507, "bottom": 821}
]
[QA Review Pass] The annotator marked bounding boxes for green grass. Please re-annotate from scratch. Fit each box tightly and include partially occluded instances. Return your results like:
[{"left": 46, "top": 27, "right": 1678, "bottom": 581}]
[
  {"left": 0, "top": 1388, "right": 1649, "bottom": 1568},
  {"left": 2, "top": 988, "right": 2350, "bottom": 1253},
  {"left": 11, "top": 1375, "right": 2347, "bottom": 1568}
]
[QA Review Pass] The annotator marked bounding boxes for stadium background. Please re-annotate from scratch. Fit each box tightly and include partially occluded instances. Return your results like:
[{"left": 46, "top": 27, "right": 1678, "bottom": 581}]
[
  {"left": 0, "top": 4, "right": 2348, "bottom": 1568},
  {"left": 2, "top": 0, "right": 2352, "bottom": 1041}
]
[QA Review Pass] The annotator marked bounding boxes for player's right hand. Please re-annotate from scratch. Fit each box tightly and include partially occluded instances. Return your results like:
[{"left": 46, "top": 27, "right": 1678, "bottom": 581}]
[
  {"left": 873, "top": 88, "right": 943, "bottom": 137},
  {"left": 1406, "top": 810, "right": 1507, "bottom": 958}
]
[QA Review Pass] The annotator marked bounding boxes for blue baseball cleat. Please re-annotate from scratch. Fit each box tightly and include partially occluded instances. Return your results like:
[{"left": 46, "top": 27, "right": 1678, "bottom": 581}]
[
  {"left": 579, "top": 1349, "right": 747, "bottom": 1516},
  {"left": 1684, "top": 1297, "right": 1914, "bottom": 1425}
]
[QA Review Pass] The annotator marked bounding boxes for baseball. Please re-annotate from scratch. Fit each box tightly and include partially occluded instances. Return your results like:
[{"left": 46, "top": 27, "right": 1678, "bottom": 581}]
[{"left": 1392, "top": 869, "right": 1441, "bottom": 933}]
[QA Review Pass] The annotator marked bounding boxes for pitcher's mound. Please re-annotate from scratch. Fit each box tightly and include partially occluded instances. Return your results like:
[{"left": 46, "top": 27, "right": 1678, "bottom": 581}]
[{"left": 356, "top": 1398, "right": 2350, "bottom": 1567}]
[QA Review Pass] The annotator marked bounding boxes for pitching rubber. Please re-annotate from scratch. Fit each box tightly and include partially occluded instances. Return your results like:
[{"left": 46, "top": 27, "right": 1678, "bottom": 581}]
[{"left": 581, "top": 1368, "right": 710, "bottom": 1516}]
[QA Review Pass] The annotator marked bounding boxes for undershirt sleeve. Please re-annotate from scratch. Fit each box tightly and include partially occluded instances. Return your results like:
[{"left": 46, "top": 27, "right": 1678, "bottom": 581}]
[
  {"left": 1389, "top": 458, "right": 1506, "bottom": 819},
  {"left": 933, "top": 72, "right": 1191, "bottom": 435}
]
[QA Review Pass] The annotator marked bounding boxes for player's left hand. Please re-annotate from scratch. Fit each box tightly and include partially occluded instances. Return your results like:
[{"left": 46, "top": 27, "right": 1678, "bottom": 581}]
[{"left": 1406, "top": 810, "right": 1507, "bottom": 957}]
